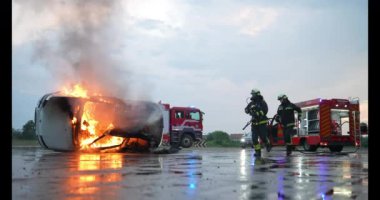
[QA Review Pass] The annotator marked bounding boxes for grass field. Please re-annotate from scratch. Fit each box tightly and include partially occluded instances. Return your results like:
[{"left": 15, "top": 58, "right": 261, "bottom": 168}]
[{"left": 12, "top": 139, "right": 39, "bottom": 146}]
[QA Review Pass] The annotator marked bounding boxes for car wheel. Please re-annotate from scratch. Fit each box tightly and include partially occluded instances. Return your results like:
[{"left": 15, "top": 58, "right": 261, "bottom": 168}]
[
  {"left": 181, "top": 134, "right": 193, "bottom": 148},
  {"left": 328, "top": 145, "right": 343, "bottom": 152},
  {"left": 302, "top": 140, "right": 318, "bottom": 152}
]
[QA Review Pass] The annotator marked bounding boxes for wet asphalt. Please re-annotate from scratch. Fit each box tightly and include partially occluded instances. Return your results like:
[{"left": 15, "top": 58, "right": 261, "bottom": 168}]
[{"left": 12, "top": 146, "right": 368, "bottom": 200}]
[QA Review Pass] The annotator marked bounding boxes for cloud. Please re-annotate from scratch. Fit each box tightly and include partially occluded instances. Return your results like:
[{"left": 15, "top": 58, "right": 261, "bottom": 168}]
[
  {"left": 230, "top": 6, "right": 279, "bottom": 37},
  {"left": 12, "top": 0, "right": 367, "bottom": 135},
  {"left": 134, "top": 64, "right": 261, "bottom": 133},
  {"left": 120, "top": 0, "right": 186, "bottom": 38}
]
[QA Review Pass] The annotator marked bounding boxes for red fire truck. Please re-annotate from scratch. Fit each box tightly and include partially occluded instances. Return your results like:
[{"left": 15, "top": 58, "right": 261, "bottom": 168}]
[
  {"left": 268, "top": 98, "right": 362, "bottom": 152},
  {"left": 159, "top": 103, "right": 204, "bottom": 148}
]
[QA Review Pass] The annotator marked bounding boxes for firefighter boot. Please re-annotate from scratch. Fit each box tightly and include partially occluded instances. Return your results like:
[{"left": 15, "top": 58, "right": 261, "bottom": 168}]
[
  {"left": 253, "top": 144, "right": 261, "bottom": 157},
  {"left": 266, "top": 142, "right": 272, "bottom": 152},
  {"left": 286, "top": 145, "right": 292, "bottom": 156},
  {"left": 254, "top": 149, "right": 261, "bottom": 157}
]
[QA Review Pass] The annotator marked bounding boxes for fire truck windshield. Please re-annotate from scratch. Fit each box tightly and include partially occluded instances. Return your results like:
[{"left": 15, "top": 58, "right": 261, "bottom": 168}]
[{"left": 189, "top": 111, "right": 201, "bottom": 121}]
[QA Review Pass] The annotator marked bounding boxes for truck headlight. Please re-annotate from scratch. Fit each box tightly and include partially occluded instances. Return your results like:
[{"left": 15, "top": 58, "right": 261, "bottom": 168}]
[{"left": 240, "top": 138, "right": 245, "bottom": 142}]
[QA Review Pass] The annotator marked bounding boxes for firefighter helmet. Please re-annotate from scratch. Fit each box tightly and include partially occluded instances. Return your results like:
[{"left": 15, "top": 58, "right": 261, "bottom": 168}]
[
  {"left": 251, "top": 89, "right": 260, "bottom": 96},
  {"left": 277, "top": 94, "right": 288, "bottom": 100}
]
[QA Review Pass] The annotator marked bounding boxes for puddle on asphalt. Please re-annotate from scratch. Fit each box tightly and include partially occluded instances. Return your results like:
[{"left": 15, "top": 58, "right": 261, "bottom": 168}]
[{"left": 13, "top": 148, "right": 367, "bottom": 199}]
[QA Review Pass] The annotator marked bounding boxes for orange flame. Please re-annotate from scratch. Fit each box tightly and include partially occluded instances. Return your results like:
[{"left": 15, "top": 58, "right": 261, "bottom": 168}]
[
  {"left": 72, "top": 117, "right": 77, "bottom": 124},
  {"left": 78, "top": 104, "right": 124, "bottom": 149},
  {"left": 65, "top": 84, "right": 124, "bottom": 150},
  {"left": 63, "top": 84, "right": 89, "bottom": 98}
]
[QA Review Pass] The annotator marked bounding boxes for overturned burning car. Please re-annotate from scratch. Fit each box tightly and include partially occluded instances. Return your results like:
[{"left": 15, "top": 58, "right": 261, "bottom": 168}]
[{"left": 35, "top": 90, "right": 173, "bottom": 152}]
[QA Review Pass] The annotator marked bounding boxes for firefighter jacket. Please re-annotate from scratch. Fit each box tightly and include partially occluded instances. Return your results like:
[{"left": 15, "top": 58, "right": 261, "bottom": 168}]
[
  {"left": 244, "top": 95, "right": 268, "bottom": 125},
  {"left": 276, "top": 100, "right": 302, "bottom": 127}
]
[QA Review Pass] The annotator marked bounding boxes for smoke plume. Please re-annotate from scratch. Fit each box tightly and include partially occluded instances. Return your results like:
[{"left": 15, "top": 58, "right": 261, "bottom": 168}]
[{"left": 13, "top": 0, "right": 132, "bottom": 99}]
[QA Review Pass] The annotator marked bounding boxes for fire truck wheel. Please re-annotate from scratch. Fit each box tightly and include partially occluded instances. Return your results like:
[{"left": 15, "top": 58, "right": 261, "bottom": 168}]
[
  {"left": 328, "top": 145, "right": 343, "bottom": 152},
  {"left": 180, "top": 134, "right": 193, "bottom": 148},
  {"left": 302, "top": 140, "right": 318, "bottom": 152}
]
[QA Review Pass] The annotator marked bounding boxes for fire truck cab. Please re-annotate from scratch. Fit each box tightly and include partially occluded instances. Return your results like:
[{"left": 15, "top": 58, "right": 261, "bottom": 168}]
[
  {"left": 269, "top": 98, "right": 361, "bottom": 152},
  {"left": 159, "top": 103, "right": 203, "bottom": 148}
]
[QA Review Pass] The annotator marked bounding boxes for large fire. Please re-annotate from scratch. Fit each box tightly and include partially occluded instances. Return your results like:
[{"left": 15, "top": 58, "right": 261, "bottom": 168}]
[
  {"left": 63, "top": 84, "right": 89, "bottom": 98},
  {"left": 64, "top": 84, "right": 124, "bottom": 150}
]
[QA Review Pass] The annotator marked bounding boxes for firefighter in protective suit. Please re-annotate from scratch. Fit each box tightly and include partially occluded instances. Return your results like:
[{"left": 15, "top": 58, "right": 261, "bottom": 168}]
[
  {"left": 276, "top": 94, "right": 302, "bottom": 156},
  {"left": 244, "top": 89, "right": 272, "bottom": 157}
]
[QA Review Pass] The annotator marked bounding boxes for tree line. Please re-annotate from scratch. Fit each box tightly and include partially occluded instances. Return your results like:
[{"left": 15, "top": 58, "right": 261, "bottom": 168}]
[
  {"left": 206, "top": 130, "right": 240, "bottom": 147},
  {"left": 12, "top": 120, "right": 36, "bottom": 140}
]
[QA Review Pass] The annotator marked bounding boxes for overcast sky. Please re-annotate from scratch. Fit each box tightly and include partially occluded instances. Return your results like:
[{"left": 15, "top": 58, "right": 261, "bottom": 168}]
[{"left": 12, "top": 0, "right": 368, "bottom": 134}]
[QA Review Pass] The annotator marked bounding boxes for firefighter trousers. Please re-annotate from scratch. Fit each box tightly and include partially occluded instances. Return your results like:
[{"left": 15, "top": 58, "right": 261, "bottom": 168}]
[
  {"left": 251, "top": 124, "right": 269, "bottom": 149},
  {"left": 283, "top": 125, "right": 296, "bottom": 144}
]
